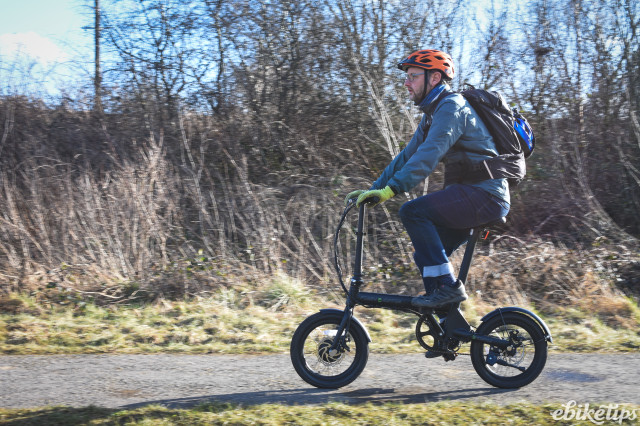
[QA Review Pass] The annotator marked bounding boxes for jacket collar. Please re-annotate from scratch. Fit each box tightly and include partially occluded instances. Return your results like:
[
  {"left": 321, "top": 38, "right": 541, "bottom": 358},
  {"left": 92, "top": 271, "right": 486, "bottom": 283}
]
[{"left": 419, "top": 83, "right": 449, "bottom": 114}]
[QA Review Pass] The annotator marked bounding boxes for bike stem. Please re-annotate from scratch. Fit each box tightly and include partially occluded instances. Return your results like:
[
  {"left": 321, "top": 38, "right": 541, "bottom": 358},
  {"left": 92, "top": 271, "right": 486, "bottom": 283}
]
[
  {"left": 352, "top": 203, "right": 367, "bottom": 284},
  {"left": 346, "top": 204, "right": 367, "bottom": 306}
]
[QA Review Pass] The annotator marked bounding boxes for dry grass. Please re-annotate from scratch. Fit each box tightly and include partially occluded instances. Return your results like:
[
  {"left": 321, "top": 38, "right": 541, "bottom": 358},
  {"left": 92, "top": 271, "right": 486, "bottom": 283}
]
[
  {"left": 0, "top": 130, "right": 344, "bottom": 303},
  {"left": 1, "top": 173, "right": 638, "bottom": 355},
  {"left": 463, "top": 237, "right": 640, "bottom": 326}
]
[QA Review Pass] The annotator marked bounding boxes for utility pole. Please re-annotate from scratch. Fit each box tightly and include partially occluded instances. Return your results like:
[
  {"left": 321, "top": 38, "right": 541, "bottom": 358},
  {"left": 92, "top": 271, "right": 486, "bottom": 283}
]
[{"left": 94, "top": 0, "right": 102, "bottom": 113}]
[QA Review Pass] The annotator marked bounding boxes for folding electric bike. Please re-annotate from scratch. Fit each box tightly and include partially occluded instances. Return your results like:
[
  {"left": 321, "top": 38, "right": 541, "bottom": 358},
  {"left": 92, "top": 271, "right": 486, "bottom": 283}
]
[{"left": 290, "top": 199, "right": 552, "bottom": 389}]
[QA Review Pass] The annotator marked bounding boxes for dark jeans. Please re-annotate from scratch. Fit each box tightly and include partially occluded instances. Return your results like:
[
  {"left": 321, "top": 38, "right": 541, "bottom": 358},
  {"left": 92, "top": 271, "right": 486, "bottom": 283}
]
[{"left": 398, "top": 184, "right": 510, "bottom": 294}]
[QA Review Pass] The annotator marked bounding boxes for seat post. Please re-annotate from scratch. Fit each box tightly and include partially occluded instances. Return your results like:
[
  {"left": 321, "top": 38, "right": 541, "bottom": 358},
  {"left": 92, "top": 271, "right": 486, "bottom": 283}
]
[{"left": 456, "top": 226, "right": 483, "bottom": 285}]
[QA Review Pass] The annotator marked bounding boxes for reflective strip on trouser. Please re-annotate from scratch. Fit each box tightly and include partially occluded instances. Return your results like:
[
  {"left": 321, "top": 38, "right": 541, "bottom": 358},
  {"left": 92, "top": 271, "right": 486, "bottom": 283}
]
[{"left": 423, "top": 263, "right": 454, "bottom": 278}]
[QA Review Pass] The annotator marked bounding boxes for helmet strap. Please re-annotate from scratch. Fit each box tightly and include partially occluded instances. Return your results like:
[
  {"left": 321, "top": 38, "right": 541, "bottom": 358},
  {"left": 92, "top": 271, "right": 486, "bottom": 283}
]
[{"left": 413, "top": 72, "right": 429, "bottom": 106}]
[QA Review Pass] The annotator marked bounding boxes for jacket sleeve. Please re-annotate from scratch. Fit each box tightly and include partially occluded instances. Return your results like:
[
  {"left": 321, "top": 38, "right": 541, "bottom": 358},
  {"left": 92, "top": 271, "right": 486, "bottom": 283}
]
[
  {"left": 370, "top": 114, "right": 427, "bottom": 192},
  {"left": 377, "top": 98, "right": 466, "bottom": 194}
]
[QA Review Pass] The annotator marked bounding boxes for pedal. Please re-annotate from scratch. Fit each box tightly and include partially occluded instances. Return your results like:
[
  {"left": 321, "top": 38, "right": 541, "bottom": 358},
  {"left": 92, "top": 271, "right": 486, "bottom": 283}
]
[{"left": 443, "top": 352, "right": 457, "bottom": 362}]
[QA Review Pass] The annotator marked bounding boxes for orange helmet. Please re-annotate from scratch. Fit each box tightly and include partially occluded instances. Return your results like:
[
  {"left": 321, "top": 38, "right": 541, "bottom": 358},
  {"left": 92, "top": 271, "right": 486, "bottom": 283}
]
[{"left": 397, "top": 49, "right": 455, "bottom": 80}]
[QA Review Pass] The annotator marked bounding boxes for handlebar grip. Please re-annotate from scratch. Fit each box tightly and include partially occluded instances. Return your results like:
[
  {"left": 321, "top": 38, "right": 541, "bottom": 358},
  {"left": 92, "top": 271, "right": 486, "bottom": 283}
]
[
  {"left": 348, "top": 195, "right": 380, "bottom": 206},
  {"left": 365, "top": 196, "right": 380, "bottom": 205}
]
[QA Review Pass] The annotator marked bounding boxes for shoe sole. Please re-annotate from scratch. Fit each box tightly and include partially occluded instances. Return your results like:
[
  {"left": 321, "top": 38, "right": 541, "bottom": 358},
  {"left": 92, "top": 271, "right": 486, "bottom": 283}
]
[{"left": 411, "top": 295, "right": 467, "bottom": 308}]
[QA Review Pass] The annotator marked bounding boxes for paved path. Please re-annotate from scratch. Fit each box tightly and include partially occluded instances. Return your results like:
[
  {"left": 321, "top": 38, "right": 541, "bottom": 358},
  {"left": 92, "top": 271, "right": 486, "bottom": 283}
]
[{"left": 1, "top": 353, "right": 638, "bottom": 409}]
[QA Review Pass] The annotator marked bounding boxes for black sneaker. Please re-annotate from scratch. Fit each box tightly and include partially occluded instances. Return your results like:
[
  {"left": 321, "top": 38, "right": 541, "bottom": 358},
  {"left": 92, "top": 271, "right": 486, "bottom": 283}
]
[
  {"left": 424, "top": 349, "right": 443, "bottom": 358},
  {"left": 412, "top": 281, "right": 468, "bottom": 308}
]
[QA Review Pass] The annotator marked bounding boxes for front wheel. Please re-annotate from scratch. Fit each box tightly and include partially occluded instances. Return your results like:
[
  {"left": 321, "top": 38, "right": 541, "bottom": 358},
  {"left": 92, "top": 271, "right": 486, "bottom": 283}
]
[
  {"left": 471, "top": 312, "right": 547, "bottom": 388},
  {"left": 290, "top": 311, "right": 369, "bottom": 389}
]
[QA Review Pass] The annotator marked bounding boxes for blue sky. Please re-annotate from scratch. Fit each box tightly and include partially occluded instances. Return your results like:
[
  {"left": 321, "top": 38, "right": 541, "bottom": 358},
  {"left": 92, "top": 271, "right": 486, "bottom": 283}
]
[{"left": 0, "top": 0, "right": 92, "bottom": 96}]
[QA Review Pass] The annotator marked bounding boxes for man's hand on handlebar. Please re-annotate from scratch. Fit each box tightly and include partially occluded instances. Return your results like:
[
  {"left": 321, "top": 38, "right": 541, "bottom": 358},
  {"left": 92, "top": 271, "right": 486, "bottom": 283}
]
[
  {"left": 344, "top": 190, "right": 366, "bottom": 206},
  {"left": 355, "top": 186, "right": 395, "bottom": 208}
]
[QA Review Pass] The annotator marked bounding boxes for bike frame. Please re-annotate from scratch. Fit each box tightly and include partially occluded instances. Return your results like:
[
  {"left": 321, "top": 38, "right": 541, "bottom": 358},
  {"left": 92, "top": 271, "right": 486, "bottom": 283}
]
[{"left": 330, "top": 202, "right": 551, "bottom": 354}]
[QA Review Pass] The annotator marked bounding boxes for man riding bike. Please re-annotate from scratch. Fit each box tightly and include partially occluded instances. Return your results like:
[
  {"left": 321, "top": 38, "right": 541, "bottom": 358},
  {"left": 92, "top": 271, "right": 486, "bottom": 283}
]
[{"left": 345, "top": 49, "right": 510, "bottom": 311}]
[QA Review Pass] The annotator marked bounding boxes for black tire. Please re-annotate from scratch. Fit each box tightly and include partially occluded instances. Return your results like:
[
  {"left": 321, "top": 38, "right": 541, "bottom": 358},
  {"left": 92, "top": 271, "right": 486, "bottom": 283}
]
[
  {"left": 471, "top": 312, "right": 547, "bottom": 388},
  {"left": 290, "top": 311, "right": 369, "bottom": 389}
]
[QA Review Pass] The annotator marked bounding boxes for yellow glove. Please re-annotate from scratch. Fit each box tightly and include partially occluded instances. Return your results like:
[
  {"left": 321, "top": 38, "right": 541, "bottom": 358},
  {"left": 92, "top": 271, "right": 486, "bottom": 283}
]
[
  {"left": 356, "top": 186, "right": 395, "bottom": 208},
  {"left": 344, "top": 189, "right": 366, "bottom": 206}
]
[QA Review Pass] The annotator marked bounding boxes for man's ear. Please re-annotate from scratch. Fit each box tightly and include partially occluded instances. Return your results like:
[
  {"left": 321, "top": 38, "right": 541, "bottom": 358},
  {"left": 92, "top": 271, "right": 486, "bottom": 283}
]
[{"left": 428, "top": 71, "right": 442, "bottom": 86}]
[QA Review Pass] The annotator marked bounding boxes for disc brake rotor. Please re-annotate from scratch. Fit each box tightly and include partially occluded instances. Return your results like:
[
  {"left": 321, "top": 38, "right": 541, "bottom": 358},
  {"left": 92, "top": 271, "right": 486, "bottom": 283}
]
[
  {"left": 317, "top": 338, "right": 345, "bottom": 365},
  {"left": 490, "top": 328, "right": 527, "bottom": 365}
]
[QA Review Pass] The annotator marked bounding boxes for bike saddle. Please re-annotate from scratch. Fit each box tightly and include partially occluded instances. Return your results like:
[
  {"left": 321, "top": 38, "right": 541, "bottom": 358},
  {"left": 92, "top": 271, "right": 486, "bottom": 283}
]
[{"left": 476, "top": 216, "right": 507, "bottom": 229}]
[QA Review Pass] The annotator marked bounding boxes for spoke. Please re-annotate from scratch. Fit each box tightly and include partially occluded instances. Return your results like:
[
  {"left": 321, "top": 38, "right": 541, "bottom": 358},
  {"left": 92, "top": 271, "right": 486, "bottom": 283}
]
[{"left": 482, "top": 326, "right": 535, "bottom": 377}]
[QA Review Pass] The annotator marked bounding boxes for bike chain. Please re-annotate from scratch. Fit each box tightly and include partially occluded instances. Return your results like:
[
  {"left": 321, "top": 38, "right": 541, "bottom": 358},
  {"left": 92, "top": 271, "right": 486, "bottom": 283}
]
[
  {"left": 430, "top": 346, "right": 470, "bottom": 357},
  {"left": 424, "top": 339, "right": 469, "bottom": 358}
]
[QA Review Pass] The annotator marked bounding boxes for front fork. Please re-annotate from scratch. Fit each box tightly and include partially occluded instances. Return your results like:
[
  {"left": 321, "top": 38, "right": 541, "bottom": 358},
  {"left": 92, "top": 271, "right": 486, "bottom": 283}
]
[{"left": 329, "top": 278, "right": 362, "bottom": 353}]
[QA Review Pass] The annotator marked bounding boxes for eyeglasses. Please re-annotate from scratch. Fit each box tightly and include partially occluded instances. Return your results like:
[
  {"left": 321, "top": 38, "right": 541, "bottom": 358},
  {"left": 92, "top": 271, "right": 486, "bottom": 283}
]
[{"left": 405, "top": 72, "right": 424, "bottom": 83}]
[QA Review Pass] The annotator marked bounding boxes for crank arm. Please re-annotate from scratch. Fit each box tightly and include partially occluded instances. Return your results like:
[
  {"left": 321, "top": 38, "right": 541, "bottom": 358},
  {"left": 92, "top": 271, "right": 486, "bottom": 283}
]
[{"left": 495, "top": 358, "right": 527, "bottom": 372}]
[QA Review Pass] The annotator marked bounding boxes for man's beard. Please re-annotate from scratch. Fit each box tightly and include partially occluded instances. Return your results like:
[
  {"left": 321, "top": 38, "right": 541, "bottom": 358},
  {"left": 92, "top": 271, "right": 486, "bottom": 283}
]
[{"left": 413, "top": 76, "right": 428, "bottom": 106}]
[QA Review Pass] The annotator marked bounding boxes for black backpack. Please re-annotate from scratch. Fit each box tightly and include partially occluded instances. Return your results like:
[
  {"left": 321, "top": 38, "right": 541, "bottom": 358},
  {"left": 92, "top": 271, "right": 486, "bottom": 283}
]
[{"left": 443, "top": 87, "right": 536, "bottom": 187}]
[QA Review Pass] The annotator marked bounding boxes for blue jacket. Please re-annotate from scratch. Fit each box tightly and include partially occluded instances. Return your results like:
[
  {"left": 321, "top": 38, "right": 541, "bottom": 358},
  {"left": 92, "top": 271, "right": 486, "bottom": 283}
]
[{"left": 371, "top": 85, "right": 510, "bottom": 204}]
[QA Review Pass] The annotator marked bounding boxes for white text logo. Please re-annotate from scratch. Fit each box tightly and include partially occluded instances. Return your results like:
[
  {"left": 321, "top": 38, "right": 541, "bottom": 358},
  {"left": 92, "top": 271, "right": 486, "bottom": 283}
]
[{"left": 551, "top": 401, "right": 638, "bottom": 424}]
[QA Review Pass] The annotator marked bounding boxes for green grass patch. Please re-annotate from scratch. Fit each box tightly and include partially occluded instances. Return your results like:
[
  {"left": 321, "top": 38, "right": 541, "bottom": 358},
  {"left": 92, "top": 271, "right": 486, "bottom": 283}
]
[
  {"left": 0, "top": 295, "right": 303, "bottom": 355},
  {"left": 1, "top": 274, "right": 639, "bottom": 355},
  {"left": 0, "top": 287, "right": 640, "bottom": 354},
  {"left": 1, "top": 401, "right": 639, "bottom": 425}
]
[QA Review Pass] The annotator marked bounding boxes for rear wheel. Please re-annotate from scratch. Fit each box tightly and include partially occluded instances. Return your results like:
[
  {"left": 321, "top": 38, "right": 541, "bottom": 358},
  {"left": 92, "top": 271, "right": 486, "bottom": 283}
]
[
  {"left": 290, "top": 311, "right": 369, "bottom": 389},
  {"left": 470, "top": 312, "right": 547, "bottom": 388}
]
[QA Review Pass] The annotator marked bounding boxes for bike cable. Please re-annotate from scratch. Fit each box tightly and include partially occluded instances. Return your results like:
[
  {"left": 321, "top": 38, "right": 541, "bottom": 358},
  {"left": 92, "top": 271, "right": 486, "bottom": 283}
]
[{"left": 334, "top": 201, "right": 356, "bottom": 296}]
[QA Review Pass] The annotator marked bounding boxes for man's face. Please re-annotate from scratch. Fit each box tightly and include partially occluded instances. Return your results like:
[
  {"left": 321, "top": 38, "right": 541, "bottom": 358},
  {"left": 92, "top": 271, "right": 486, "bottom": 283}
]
[{"left": 404, "top": 66, "right": 425, "bottom": 103}]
